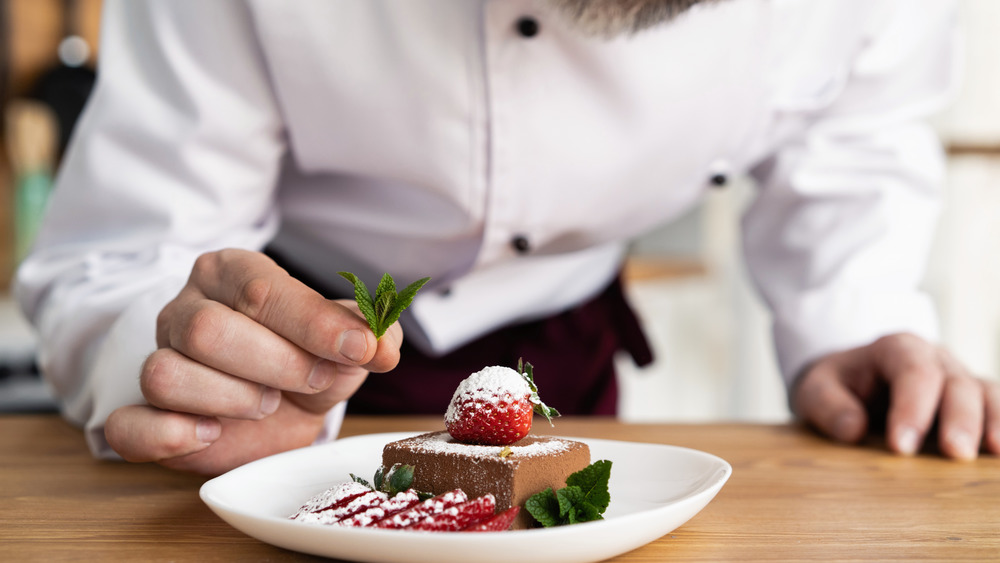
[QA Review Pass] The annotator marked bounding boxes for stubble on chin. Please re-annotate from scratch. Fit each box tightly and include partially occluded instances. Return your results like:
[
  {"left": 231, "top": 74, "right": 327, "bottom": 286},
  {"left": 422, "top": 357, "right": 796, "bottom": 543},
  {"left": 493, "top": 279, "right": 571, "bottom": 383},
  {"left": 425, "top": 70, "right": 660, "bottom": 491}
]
[{"left": 543, "top": 0, "right": 720, "bottom": 39}]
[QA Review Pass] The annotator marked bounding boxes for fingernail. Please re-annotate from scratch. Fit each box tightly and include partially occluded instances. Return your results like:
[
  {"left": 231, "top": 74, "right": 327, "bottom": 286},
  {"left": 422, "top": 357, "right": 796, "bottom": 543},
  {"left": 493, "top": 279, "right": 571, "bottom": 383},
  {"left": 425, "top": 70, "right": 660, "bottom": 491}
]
[
  {"left": 196, "top": 417, "right": 221, "bottom": 443},
  {"left": 895, "top": 426, "right": 921, "bottom": 455},
  {"left": 260, "top": 386, "right": 281, "bottom": 416},
  {"left": 336, "top": 329, "right": 368, "bottom": 363},
  {"left": 946, "top": 430, "right": 977, "bottom": 461},
  {"left": 308, "top": 359, "right": 336, "bottom": 390}
]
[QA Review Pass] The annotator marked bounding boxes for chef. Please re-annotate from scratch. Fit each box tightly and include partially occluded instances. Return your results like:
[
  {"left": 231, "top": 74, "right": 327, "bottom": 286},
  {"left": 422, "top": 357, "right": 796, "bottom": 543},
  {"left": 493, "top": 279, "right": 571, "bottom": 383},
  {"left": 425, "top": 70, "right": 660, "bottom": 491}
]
[{"left": 16, "top": 0, "right": 998, "bottom": 474}]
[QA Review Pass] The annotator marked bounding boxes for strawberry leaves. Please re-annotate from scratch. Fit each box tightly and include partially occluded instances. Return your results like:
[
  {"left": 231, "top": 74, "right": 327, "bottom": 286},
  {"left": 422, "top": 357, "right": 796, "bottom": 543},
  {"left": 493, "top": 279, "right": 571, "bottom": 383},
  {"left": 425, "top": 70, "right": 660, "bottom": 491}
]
[
  {"left": 352, "top": 463, "right": 433, "bottom": 500},
  {"left": 518, "top": 358, "right": 560, "bottom": 425},
  {"left": 339, "top": 272, "right": 430, "bottom": 339},
  {"left": 525, "top": 460, "right": 612, "bottom": 527}
]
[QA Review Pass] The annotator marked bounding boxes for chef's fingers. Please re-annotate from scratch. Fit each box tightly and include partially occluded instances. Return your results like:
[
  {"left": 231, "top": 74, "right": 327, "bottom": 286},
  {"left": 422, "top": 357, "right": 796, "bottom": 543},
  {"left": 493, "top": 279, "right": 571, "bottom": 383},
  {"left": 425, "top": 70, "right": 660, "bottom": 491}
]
[
  {"left": 871, "top": 334, "right": 946, "bottom": 456},
  {"left": 183, "top": 249, "right": 383, "bottom": 368},
  {"left": 140, "top": 348, "right": 282, "bottom": 419},
  {"left": 334, "top": 300, "right": 403, "bottom": 374},
  {"left": 936, "top": 370, "right": 984, "bottom": 460},
  {"left": 105, "top": 405, "right": 220, "bottom": 463},
  {"left": 286, "top": 323, "right": 401, "bottom": 414},
  {"left": 793, "top": 358, "right": 869, "bottom": 443},
  {"left": 984, "top": 379, "right": 1000, "bottom": 455},
  {"left": 285, "top": 364, "right": 367, "bottom": 414},
  {"left": 164, "top": 249, "right": 402, "bottom": 368},
  {"left": 158, "top": 296, "right": 341, "bottom": 394}
]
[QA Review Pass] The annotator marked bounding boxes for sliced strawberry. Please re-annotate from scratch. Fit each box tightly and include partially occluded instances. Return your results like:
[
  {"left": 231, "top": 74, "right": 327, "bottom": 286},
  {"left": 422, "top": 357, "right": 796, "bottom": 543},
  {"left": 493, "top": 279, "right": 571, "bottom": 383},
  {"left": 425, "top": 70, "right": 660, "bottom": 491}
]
[
  {"left": 336, "top": 489, "right": 421, "bottom": 528},
  {"left": 294, "top": 489, "right": 388, "bottom": 525},
  {"left": 461, "top": 506, "right": 520, "bottom": 532},
  {"left": 290, "top": 481, "right": 372, "bottom": 519},
  {"left": 405, "top": 494, "right": 497, "bottom": 532},
  {"left": 373, "top": 489, "right": 468, "bottom": 529}
]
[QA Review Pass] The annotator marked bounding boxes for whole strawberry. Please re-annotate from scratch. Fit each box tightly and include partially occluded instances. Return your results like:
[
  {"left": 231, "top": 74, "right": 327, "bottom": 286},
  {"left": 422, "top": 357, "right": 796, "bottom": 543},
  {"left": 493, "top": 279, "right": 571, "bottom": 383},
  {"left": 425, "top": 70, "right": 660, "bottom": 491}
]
[{"left": 445, "top": 360, "right": 560, "bottom": 446}]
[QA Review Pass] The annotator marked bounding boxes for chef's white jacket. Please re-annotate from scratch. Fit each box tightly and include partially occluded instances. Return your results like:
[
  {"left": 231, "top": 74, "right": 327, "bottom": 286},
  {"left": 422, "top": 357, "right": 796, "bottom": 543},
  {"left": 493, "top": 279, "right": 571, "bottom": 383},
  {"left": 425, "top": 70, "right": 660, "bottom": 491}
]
[{"left": 16, "top": 0, "right": 957, "bottom": 458}]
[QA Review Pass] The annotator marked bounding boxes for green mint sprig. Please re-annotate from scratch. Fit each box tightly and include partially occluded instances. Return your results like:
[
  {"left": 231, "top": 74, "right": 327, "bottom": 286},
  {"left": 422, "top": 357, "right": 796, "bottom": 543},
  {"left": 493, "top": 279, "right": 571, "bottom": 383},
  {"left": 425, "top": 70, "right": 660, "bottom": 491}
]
[
  {"left": 525, "top": 460, "right": 612, "bottom": 527},
  {"left": 518, "top": 358, "right": 560, "bottom": 425},
  {"left": 338, "top": 272, "right": 430, "bottom": 339}
]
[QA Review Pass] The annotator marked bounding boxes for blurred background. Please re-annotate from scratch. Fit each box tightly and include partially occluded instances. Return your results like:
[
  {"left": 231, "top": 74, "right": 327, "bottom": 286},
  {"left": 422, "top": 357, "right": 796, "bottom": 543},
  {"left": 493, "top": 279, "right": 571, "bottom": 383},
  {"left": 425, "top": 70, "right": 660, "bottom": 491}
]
[{"left": 0, "top": 0, "right": 997, "bottom": 420}]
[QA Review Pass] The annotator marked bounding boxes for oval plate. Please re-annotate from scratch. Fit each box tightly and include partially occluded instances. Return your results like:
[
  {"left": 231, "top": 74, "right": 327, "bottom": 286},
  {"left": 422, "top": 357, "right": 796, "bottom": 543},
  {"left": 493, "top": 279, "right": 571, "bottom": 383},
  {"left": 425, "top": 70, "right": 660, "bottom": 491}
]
[{"left": 200, "top": 432, "right": 731, "bottom": 563}]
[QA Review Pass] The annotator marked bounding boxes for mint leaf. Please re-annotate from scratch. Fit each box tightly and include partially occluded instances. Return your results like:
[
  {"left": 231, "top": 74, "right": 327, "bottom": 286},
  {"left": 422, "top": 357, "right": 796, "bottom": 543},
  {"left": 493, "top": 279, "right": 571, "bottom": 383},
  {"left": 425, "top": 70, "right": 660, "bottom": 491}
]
[
  {"left": 566, "top": 459, "right": 612, "bottom": 514},
  {"left": 375, "top": 272, "right": 396, "bottom": 299},
  {"left": 384, "top": 276, "right": 430, "bottom": 329},
  {"left": 555, "top": 486, "right": 584, "bottom": 519},
  {"left": 571, "top": 499, "right": 602, "bottom": 524},
  {"left": 374, "top": 291, "right": 395, "bottom": 335},
  {"left": 338, "top": 272, "right": 429, "bottom": 339},
  {"left": 525, "top": 488, "right": 562, "bottom": 528},
  {"left": 374, "top": 273, "right": 396, "bottom": 334},
  {"left": 556, "top": 486, "right": 604, "bottom": 524},
  {"left": 338, "top": 272, "right": 378, "bottom": 332},
  {"left": 525, "top": 461, "right": 612, "bottom": 527}
]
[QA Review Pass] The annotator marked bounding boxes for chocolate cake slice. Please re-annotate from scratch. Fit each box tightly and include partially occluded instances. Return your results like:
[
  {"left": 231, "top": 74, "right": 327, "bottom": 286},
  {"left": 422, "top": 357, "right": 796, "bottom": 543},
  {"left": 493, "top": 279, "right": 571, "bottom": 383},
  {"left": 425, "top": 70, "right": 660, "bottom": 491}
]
[{"left": 382, "top": 430, "right": 590, "bottom": 529}]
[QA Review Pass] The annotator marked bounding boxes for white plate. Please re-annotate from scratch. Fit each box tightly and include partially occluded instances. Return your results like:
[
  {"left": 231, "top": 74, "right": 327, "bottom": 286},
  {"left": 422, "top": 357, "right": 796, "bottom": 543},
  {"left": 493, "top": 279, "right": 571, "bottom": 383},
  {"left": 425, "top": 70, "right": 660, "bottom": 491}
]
[{"left": 200, "top": 432, "right": 731, "bottom": 563}]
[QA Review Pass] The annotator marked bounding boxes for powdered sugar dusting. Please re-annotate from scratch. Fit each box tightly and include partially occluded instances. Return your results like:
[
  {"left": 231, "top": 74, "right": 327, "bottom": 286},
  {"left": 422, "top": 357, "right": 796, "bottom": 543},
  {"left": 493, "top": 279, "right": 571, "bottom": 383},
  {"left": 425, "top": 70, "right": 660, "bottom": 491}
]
[
  {"left": 290, "top": 481, "right": 370, "bottom": 517},
  {"left": 377, "top": 489, "right": 469, "bottom": 529},
  {"left": 288, "top": 476, "right": 529, "bottom": 530},
  {"left": 406, "top": 431, "right": 572, "bottom": 458},
  {"left": 293, "top": 489, "right": 389, "bottom": 525},
  {"left": 444, "top": 365, "right": 531, "bottom": 424},
  {"left": 334, "top": 489, "right": 420, "bottom": 527}
]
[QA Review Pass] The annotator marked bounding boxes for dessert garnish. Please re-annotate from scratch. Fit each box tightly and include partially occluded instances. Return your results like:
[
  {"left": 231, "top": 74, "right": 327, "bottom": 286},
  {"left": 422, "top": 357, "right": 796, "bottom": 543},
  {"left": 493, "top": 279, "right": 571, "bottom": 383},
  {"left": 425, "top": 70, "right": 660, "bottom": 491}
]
[
  {"left": 525, "top": 460, "right": 612, "bottom": 527},
  {"left": 290, "top": 480, "right": 520, "bottom": 532},
  {"left": 445, "top": 359, "right": 561, "bottom": 446},
  {"left": 338, "top": 271, "right": 430, "bottom": 339},
  {"left": 350, "top": 463, "right": 433, "bottom": 500}
]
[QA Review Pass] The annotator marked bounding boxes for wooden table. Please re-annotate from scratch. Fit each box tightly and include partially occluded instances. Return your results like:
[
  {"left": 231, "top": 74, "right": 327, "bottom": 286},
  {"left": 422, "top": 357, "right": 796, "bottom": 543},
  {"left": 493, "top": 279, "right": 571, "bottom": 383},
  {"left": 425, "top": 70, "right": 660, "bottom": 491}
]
[{"left": 2, "top": 415, "right": 998, "bottom": 561}]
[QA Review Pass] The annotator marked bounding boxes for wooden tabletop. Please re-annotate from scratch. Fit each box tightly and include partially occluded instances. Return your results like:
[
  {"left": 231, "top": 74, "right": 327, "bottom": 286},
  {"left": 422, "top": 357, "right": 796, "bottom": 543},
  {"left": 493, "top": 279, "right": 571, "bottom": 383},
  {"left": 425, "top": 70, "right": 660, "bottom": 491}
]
[{"left": 2, "top": 414, "right": 998, "bottom": 562}]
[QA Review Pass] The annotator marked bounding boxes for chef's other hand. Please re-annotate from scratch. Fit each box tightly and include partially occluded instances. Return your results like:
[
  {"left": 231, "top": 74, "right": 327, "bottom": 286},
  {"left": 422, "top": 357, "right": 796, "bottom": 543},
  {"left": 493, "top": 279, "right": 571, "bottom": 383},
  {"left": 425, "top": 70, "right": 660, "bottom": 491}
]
[
  {"left": 793, "top": 333, "right": 1000, "bottom": 460},
  {"left": 105, "top": 248, "right": 403, "bottom": 475}
]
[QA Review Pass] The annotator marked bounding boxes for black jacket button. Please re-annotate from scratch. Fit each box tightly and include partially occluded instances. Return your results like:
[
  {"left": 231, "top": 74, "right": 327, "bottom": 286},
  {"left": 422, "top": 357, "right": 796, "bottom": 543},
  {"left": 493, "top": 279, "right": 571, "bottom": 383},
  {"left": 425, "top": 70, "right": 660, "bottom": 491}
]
[
  {"left": 516, "top": 17, "right": 540, "bottom": 38},
  {"left": 511, "top": 235, "right": 531, "bottom": 253}
]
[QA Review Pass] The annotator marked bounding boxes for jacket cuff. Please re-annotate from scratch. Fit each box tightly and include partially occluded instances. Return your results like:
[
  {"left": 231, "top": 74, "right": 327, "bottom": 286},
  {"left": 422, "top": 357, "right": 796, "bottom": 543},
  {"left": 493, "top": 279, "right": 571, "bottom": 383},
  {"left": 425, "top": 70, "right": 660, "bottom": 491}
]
[{"left": 773, "top": 290, "right": 940, "bottom": 392}]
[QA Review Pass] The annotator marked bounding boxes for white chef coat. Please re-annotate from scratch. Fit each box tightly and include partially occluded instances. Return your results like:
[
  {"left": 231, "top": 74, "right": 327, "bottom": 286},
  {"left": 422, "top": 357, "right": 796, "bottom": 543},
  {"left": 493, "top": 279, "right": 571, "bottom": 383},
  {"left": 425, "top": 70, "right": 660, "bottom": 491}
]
[{"left": 15, "top": 0, "right": 957, "bottom": 458}]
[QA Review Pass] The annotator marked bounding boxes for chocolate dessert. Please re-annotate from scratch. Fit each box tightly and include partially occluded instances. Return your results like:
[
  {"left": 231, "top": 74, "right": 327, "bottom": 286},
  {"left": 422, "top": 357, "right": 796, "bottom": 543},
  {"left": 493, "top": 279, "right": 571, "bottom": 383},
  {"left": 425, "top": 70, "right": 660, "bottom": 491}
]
[{"left": 382, "top": 430, "right": 591, "bottom": 529}]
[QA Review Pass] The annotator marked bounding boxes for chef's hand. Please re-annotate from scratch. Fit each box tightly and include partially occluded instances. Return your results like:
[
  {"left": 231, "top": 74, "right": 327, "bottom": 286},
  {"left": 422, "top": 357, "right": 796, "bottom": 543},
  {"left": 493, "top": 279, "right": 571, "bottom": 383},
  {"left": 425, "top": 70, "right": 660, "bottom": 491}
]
[
  {"left": 104, "top": 249, "right": 402, "bottom": 475},
  {"left": 792, "top": 333, "right": 1000, "bottom": 460}
]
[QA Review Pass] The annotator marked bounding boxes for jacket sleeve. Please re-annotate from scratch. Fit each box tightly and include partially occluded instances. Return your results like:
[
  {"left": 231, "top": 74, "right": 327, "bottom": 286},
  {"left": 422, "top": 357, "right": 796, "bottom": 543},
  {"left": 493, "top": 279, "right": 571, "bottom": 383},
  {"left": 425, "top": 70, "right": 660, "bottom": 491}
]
[
  {"left": 744, "top": 1, "right": 959, "bottom": 390},
  {"left": 14, "top": 0, "right": 286, "bottom": 457}
]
